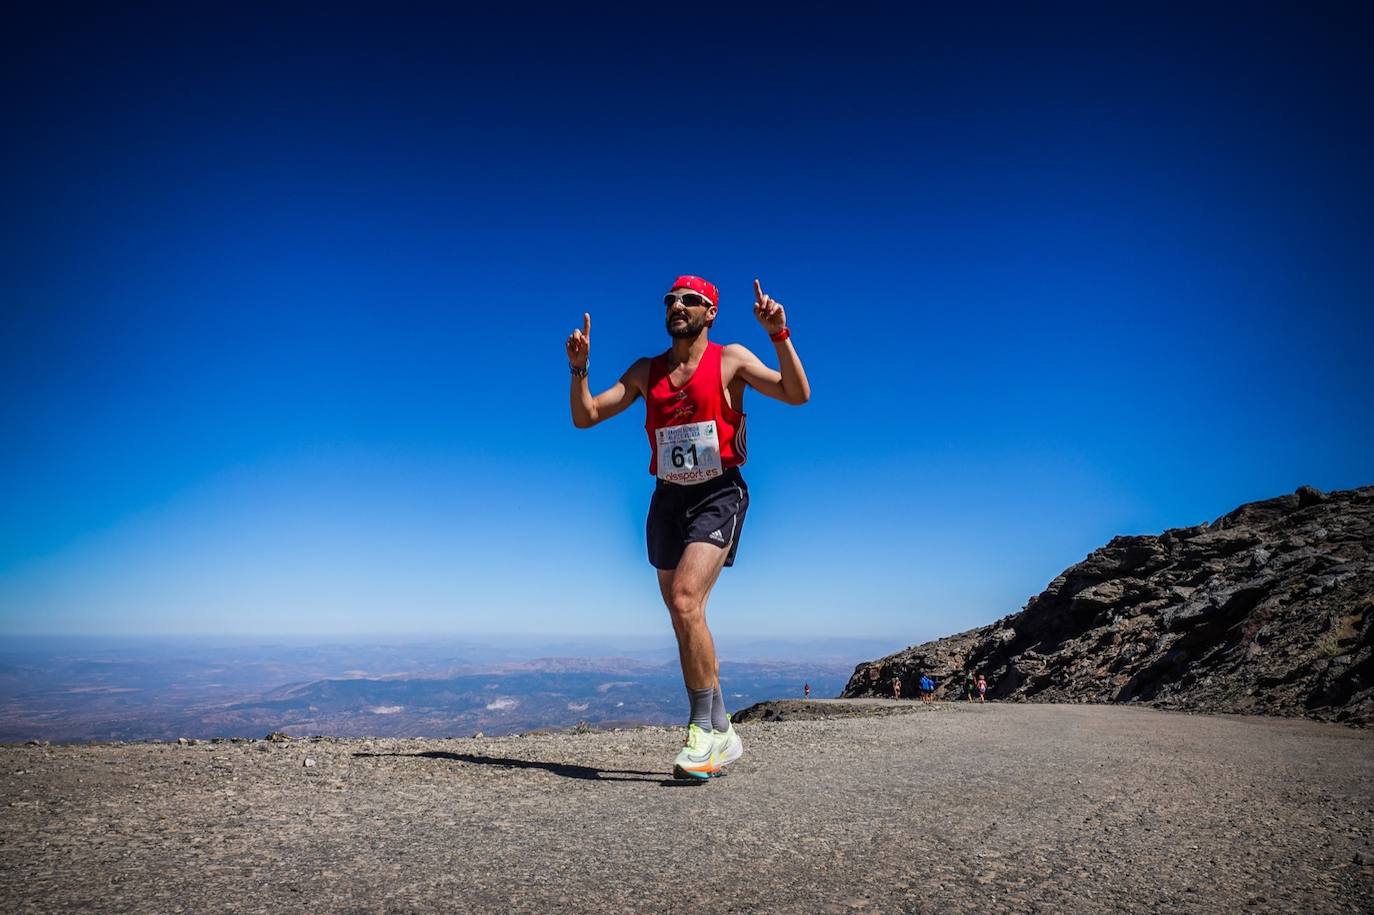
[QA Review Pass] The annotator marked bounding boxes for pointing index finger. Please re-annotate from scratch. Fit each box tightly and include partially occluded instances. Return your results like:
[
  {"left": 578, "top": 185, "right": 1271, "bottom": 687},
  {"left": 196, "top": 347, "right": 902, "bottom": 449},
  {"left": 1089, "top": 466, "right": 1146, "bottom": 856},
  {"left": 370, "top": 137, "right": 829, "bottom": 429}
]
[
  {"left": 583, "top": 313, "right": 591, "bottom": 336},
  {"left": 753, "top": 279, "right": 764, "bottom": 304}
]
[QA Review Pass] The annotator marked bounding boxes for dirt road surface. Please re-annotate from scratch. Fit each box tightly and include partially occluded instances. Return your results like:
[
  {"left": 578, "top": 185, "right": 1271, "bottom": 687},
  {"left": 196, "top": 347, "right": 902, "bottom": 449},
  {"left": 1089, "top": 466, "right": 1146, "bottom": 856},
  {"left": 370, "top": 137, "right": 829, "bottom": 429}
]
[{"left": 3, "top": 703, "right": 1371, "bottom": 913}]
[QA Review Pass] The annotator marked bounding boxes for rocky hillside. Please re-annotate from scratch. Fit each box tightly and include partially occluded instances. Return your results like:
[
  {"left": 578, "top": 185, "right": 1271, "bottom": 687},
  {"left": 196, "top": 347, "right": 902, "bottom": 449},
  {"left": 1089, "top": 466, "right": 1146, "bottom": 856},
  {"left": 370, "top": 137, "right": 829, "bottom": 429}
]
[{"left": 844, "top": 485, "right": 1373, "bottom": 725}]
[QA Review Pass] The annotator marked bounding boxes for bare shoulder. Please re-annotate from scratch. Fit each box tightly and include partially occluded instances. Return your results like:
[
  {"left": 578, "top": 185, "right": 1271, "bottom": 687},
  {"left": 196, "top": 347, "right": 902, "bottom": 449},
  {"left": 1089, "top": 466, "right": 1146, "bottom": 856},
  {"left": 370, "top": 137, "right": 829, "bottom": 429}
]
[
  {"left": 622, "top": 355, "right": 653, "bottom": 394},
  {"left": 721, "top": 342, "right": 761, "bottom": 367},
  {"left": 721, "top": 342, "right": 780, "bottom": 388}
]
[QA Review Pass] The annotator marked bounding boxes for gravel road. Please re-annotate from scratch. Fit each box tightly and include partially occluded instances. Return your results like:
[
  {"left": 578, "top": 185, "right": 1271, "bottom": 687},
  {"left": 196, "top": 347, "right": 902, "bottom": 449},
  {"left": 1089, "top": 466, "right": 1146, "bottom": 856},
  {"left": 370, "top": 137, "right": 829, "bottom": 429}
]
[{"left": 2, "top": 703, "right": 1371, "bottom": 914}]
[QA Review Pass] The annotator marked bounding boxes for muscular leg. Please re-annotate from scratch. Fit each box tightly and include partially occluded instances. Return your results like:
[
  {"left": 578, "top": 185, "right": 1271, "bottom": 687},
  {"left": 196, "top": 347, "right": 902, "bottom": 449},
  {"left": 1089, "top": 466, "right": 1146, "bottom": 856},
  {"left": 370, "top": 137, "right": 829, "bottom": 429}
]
[{"left": 657, "top": 541, "right": 731, "bottom": 691}]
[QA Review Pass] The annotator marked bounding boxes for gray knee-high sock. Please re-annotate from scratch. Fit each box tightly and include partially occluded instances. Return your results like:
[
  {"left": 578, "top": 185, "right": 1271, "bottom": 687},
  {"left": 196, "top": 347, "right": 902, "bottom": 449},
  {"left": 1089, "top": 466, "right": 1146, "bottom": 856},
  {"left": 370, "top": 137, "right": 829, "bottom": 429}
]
[
  {"left": 711, "top": 684, "right": 729, "bottom": 732},
  {"left": 688, "top": 687, "right": 713, "bottom": 732}
]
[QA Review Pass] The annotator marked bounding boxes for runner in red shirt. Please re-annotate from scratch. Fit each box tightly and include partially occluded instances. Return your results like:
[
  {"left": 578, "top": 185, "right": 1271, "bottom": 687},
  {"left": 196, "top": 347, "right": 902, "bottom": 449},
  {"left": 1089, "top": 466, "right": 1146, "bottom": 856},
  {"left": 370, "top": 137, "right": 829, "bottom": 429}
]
[{"left": 566, "top": 276, "right": 811, "bottom": 779}]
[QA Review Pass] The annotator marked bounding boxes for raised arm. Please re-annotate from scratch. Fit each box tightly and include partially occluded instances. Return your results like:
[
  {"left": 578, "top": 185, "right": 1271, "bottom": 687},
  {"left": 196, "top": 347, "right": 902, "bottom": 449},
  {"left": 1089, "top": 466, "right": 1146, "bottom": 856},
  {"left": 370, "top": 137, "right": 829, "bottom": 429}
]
[
  {"left": 566, "top": 312, "right": 646, "bottom": 428},
  {"left": 726, "top": 280, "right": 811, "bottom": 405}
]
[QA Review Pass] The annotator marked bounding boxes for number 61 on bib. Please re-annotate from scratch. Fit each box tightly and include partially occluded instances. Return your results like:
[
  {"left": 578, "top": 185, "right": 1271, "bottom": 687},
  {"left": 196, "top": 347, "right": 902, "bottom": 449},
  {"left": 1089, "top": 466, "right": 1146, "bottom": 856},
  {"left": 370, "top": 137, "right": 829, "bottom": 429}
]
[{"left": 655, "top": 421, "right": 723, "bottom": 484}]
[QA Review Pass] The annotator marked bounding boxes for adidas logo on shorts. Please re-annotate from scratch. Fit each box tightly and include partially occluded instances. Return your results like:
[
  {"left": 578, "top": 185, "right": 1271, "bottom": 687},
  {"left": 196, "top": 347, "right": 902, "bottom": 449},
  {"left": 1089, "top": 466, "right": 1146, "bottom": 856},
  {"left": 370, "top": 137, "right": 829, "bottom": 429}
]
[{"left": 709, "top": 529, "right": 724, "bottom": 543}]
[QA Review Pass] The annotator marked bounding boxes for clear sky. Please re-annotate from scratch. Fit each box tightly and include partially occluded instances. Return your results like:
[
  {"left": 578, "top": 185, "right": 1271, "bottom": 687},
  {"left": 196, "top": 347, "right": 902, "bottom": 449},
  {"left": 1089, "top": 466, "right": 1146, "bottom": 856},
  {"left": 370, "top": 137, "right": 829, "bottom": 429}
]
[{"left": 3, "top": 6, "right": 1371, "bottom": 641}]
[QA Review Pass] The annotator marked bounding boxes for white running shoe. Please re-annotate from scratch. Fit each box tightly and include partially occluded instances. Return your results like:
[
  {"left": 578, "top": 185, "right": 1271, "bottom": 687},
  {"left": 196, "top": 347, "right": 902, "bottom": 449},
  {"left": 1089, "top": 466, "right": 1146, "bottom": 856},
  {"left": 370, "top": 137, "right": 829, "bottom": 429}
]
[
  {"left": 714, "top": 721, "right": 743, "bottom": 768},
  {"left": 672, "top": 723, "right": 718, "bottom": 780}
]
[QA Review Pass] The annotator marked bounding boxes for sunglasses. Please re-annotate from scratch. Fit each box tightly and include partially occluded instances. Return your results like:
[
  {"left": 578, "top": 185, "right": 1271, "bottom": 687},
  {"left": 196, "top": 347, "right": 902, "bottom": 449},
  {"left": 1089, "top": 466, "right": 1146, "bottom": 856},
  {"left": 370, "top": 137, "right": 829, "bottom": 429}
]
[{"left": 664, "top": 292, "right": 712, "bottom": 308}]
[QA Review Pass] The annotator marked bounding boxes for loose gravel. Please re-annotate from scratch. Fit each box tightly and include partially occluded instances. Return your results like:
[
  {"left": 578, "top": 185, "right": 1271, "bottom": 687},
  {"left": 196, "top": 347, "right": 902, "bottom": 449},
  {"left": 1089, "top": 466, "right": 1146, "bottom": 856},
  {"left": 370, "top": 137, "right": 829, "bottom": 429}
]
[{"left": 2, "top": 703, "right": 1370, "bottom": 914}]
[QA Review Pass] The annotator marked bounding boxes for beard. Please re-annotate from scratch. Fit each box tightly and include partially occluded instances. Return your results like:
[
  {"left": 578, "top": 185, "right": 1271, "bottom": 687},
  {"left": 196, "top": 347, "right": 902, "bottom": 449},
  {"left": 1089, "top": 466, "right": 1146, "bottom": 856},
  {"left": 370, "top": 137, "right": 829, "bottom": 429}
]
[{"left": 666, "top": 312, "right": 708, "bottom": 339}]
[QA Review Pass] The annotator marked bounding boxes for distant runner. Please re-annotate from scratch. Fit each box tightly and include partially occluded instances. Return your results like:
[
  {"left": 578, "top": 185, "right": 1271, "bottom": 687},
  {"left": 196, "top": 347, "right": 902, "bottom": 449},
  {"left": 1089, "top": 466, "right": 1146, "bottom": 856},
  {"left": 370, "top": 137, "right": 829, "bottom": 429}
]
[
  {"left": 566, "top": 276, "right": 811, "bottom": 779},
  {"left": 892, "top": 676, "right": 902, "bottom": 700},
  {"left": 803, "top": 682, "right": 811, "bottom": 700},
  {"left": 919, "top": 674, "right": 934, "bottom": 703},
  {"left": 977, "top": 674, "right": 988, "bottom": 703}
]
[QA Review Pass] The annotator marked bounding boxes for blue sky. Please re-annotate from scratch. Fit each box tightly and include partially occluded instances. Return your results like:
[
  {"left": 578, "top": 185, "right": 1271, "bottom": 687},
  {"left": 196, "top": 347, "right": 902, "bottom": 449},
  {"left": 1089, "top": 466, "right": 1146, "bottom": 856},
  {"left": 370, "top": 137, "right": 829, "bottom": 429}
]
[{"left": 3, "top": 5, "right": 1371, "bottom": 641}]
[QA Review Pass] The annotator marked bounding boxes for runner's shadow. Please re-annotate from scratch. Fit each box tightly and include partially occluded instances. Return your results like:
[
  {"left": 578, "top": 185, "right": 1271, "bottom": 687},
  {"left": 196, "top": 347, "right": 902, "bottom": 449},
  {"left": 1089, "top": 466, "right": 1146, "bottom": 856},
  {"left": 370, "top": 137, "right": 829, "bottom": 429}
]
[{"left": 352, "top": 751, "right": 705, "bottom": 787}]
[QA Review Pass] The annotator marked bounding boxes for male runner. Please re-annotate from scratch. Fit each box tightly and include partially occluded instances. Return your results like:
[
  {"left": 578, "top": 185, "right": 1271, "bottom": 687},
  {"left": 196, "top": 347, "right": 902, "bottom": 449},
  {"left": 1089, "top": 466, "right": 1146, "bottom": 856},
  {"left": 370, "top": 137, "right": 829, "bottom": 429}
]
[{"left": 565, "top": 275, "right": 810, "bottom": 779}]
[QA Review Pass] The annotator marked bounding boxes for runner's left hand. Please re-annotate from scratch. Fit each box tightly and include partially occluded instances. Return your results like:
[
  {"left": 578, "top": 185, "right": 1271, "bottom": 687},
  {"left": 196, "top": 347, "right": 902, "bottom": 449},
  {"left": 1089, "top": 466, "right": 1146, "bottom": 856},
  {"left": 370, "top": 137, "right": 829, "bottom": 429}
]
[{"left": 753, "top": 279, "right": 786, "bottom": 334}]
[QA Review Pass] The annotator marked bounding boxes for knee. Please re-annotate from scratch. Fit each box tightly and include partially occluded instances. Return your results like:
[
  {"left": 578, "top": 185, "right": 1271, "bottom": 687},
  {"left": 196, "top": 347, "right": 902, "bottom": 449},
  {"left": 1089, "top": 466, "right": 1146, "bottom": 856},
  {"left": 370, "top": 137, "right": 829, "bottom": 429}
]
[{"left": 667, "top": 588, "right": 704, "bottom": 626}]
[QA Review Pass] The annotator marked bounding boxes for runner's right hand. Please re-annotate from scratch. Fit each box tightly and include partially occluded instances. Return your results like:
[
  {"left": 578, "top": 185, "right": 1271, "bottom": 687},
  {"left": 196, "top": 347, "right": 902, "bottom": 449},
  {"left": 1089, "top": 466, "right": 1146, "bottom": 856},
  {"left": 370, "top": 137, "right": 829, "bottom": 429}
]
[{"left": 566, "top": 313, "right": 591, "bottom": 368}]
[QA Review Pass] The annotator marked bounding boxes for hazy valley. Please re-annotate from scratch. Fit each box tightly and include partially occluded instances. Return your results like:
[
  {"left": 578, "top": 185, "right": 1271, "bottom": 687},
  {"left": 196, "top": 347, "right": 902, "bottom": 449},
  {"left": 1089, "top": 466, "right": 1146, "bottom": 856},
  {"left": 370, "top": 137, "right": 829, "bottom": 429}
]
[{"left": 0, "top": 635, "right": 893, "bottom": 743}]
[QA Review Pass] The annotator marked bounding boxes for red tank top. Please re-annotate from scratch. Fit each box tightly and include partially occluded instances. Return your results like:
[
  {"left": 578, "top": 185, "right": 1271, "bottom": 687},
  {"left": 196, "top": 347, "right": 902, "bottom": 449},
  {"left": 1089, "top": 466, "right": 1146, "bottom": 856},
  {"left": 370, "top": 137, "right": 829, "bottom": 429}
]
[{"left": 644, "top": 342, "right": 747, "bottom": 476}]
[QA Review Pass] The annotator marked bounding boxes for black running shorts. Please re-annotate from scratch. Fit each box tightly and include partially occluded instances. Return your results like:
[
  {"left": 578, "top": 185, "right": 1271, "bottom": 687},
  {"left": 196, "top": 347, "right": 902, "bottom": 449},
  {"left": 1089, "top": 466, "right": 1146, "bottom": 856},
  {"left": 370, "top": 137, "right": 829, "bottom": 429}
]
[{"left": 646, "top": 467, "right": 749, "bottom": 570}]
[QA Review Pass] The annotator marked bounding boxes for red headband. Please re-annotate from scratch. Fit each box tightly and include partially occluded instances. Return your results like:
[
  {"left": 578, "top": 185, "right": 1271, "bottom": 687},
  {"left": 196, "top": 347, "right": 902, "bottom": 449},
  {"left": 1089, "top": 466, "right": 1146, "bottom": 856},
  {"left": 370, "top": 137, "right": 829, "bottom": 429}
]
[{"left": 670, "top": 275, "right": 719, "bottom": 308}]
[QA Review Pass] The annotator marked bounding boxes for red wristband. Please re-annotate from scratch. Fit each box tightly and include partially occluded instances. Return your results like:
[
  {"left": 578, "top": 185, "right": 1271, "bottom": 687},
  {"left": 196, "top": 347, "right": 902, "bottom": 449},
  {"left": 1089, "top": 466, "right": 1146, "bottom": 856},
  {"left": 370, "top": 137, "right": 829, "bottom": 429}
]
[{"left": 769, "top": 327, "right": 790, "bottom": 343}]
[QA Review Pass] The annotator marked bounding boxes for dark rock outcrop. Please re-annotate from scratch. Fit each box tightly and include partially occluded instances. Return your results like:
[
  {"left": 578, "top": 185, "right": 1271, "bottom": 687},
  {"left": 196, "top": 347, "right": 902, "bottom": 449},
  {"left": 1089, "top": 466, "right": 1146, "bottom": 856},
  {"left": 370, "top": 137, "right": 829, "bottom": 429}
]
[
  {"left": 844, "top": 485, "right": 1374, "bottom": 726},
  {"left": 731, "top": 699, "right": 928, "bottom": 724}
]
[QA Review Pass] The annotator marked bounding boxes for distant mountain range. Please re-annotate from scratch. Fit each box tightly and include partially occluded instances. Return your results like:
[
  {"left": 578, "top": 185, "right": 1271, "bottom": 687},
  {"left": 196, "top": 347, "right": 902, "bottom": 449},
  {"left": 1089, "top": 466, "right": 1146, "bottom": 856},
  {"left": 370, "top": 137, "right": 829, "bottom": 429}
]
[
  {"left": 0, "top": 636, "right": 897, "bottom": 743},
  {"left": 846, "top": 485, "right": 1373, "bottom": 726}
]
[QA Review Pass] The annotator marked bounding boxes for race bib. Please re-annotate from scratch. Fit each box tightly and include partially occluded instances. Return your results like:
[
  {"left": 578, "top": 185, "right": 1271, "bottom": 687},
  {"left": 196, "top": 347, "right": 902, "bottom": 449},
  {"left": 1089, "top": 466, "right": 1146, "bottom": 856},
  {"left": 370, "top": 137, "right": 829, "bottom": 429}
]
[{"left": 656, "top": 420, "right": 723, "bottom": 484}]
